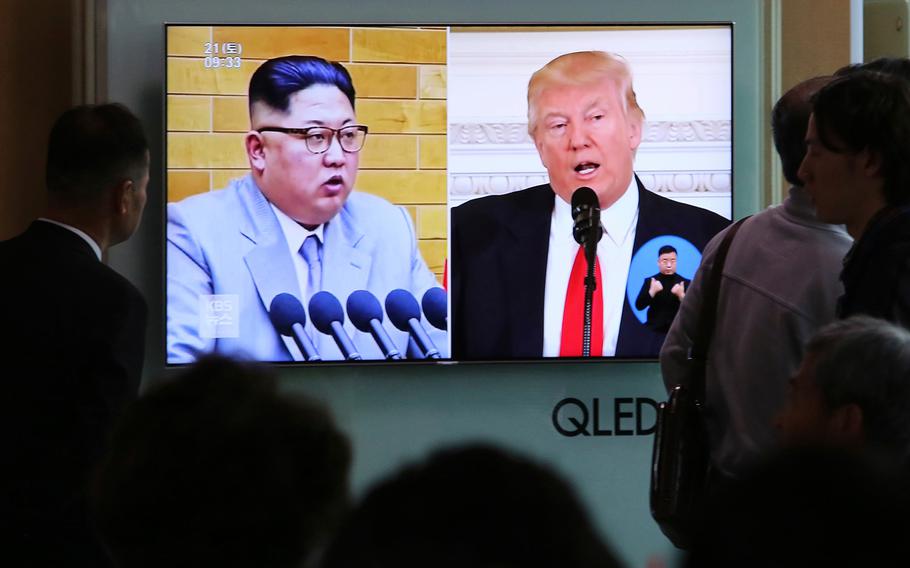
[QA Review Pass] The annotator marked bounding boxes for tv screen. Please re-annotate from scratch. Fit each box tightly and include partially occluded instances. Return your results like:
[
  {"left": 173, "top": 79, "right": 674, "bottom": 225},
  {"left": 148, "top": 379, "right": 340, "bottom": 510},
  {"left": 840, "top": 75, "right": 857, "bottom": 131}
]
[{"left": 164, "top": 23, "right": 732, "bottom": 365}]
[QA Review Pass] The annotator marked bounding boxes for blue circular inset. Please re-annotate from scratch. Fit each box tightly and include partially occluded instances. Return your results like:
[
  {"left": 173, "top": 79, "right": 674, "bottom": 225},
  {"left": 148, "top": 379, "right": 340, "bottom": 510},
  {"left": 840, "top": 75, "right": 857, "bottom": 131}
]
[{"left": 626, "top": 236, "right": 702, "bottom": 324}]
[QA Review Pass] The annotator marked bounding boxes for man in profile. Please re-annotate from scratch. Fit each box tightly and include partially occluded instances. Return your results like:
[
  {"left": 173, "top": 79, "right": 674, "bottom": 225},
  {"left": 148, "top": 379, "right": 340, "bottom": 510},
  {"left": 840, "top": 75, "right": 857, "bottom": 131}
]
[
  {"left": 451, "top": 51, "right": 728, "bottom": 360},
  {"left": 776, "top": 316, "right": 910, "bottom": 467},
  {"left": 92, "top": 356, "right": 351, "bottom": 568},
  {"left": 634, "top": 245, "right": 689, "bottom": 334},
  {"left": 167, "top": 55, "right": 444, "bottom": 363},
  {"left": 660, "top": 76, "right": 853, "bottom": 480},
  {"left": 0, "top": 104, "right": 150, "bottom": 566},
  {"left": 797, "top": 69, "right": 910, "bottom": 325}
]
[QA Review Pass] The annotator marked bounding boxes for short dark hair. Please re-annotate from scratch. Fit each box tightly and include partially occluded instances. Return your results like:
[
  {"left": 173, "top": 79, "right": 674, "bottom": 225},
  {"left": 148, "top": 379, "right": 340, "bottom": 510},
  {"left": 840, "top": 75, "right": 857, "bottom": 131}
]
[
  {"left": 45, "top": 103, "right": 148, "bottom": 200},
  {"left": 772, "top": 76, "right": 831, "bottom": 186},
  {"left": 658, "top": 245, "right": 677, "bottom": 257},
  {"left": 836, "top": 57, "right": 910, "bottom": 83},
  {"left": 248, "top": 55, "right": 356, "bottom": 115},
  {"left": 322, "top": 444, "right": 622, "bottom": 568},
  {"left": 811, "top": 71, "right": 910, "bottom": 207},
  {"left": 92, "top": 356, "right": 351, "bottom": 568},
  {"left": 805, "top": 316, "right": 910, "bottom": 465}
]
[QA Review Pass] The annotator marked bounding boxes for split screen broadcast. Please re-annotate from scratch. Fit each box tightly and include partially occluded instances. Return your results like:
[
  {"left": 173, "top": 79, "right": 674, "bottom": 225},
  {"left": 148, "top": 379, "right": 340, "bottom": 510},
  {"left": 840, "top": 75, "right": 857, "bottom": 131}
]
[{"left": 165, "top": 24, "right": 733, "bottom": 364}]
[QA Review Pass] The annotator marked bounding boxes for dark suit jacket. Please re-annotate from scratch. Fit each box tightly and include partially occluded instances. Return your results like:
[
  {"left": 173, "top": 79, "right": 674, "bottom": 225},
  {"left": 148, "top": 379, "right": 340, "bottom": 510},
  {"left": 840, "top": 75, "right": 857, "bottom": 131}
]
[
  {"left": 451, "top": 178, "right": 729, "bottom": 359},
  {"left": 634, "top": 273, "right": 691, "bottom": 333},
  {"left": 0, "top": 221, "right": 147, "bottom": 566}
]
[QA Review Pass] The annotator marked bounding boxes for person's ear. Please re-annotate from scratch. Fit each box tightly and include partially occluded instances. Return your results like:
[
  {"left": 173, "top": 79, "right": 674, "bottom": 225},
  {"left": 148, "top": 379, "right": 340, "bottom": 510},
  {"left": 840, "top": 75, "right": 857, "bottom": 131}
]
[
  {"left": 112, "top": 178, "right": 134, "bottom": 216},
  {"left": 628, "top": 117, "right": 642, "bottom": 151},
  {"left": 828, "top": 402, "right": 865, "bottom": 444},
  {"left": 860, "top": 148, "right": 883, "bottom": 178},
  {"left": 245, "top": 131, "right": 266, "bottom": 173}
]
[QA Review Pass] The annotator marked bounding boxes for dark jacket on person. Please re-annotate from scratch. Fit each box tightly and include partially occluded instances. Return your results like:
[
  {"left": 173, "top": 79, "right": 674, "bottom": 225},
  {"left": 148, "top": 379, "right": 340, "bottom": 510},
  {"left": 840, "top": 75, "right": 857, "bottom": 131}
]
[
  {"left": 838, "top": 206, "right": 910, "bottom": 326},
  {"left": 0, "top": 220, "right": 147, "bottom": 567}
]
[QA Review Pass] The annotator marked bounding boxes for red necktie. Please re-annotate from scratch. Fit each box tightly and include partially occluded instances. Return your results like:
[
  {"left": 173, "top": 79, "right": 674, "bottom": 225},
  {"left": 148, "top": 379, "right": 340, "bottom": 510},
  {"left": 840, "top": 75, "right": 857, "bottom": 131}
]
[{"left": 560, "top": 247, "right": 603, "bottom": 357}]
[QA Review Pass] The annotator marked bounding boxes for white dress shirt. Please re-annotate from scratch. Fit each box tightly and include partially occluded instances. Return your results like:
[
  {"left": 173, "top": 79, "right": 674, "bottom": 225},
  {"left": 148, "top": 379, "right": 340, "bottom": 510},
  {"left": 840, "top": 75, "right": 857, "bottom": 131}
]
[
  {"left": 542, "top": 178, "right": 639, "bottom": 357},
  {"left": 38, "top": 218, "right": 102, "bottom": 261}
]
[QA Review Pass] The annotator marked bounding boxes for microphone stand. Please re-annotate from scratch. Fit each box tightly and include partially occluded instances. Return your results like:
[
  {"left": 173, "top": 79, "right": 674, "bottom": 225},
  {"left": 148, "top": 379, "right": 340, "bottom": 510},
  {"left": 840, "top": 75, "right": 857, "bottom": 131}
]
[
  {"left": 571, "top": 188, "right": 602, "bottom": 358},
  {"left": 582, "top": 244, "right": 597, "bottom": 357}
]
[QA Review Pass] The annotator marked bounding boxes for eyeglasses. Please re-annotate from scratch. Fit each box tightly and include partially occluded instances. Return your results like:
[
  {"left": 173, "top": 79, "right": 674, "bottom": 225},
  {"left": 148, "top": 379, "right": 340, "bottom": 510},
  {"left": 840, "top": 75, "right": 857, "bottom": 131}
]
[{"left": 256, "top": 125, "right": 369, "bottom": 154}]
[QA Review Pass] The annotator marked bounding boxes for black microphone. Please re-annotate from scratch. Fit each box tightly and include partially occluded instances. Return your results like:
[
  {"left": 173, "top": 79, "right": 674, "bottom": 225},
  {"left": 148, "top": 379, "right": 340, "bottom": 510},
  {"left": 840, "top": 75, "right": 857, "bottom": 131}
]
[
  {"left": 421, "top": 287, "right": 447, "bottom": 330},
  {"left": 385, "top": 289, "right": 441, "bottom": 359},
  {"left": 268, "top": 293, "right": 321, "bottom": 362},
  {"left": 309, "top": 291, "right": 362, "bottom": 361},
  {"left": 571, "top": 187, "right": 603, "bottom": 357},
  {"left": 571, "top": 186, "right": 603, "bottom": 264},
  {"left": 346, "top": 290, "right": 403, "bottom": 360}
]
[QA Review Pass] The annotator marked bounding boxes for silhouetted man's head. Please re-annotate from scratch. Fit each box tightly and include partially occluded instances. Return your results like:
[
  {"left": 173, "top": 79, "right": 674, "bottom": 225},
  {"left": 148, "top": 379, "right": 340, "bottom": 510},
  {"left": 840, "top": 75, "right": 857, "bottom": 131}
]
[
  {"left": 771, "top": 75, "right": 831, "bottom": 187},
  {"left": 92, "top": 356, "right": 351, "bottom": 568},
  {"left": 322, "top": 443, "right": 623, "bottom": 568},
  {"left": 46, "top": 103, "right": 150, "bottom": 245},
  {"left": 776, "top": 316, "right": 910, "bottom": 465},
  {"left": 798, "top": 71, "right": 910, "bottom": 236}
]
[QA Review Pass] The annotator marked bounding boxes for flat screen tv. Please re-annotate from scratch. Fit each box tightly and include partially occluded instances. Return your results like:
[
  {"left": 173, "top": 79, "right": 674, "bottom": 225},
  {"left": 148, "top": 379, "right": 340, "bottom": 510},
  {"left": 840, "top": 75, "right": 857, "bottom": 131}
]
[{"left": 164, "top": 23, "right": 733, "bottom": 365}]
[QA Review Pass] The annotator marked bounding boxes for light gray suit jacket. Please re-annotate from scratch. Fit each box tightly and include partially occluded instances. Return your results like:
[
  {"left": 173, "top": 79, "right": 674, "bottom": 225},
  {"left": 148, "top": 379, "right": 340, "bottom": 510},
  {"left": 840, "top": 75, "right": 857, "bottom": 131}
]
[{"left": 167, "top": 174, "right": 445, "bottom": 362}]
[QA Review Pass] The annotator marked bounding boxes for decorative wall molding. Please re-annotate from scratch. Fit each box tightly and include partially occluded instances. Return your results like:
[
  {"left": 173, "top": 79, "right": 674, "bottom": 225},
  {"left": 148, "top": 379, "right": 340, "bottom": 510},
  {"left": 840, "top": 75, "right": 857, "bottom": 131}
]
[
  {"left": 450, "top": 123, "right": 533, "bottom": 144},
  {"left": 636, "top": 171, "right": 731, "bottom": 193},
  {"left": 642, "top": 120, "right": 731, "bottom": 143},
  {"left": 449, "top": 120, "right": 732, "bottom": 145},
  {"left": 449, "top": 170, "right": 731, "bottom": 197},
  {"left": 450, "top": 174, "right": 550, "bottom": 196}
]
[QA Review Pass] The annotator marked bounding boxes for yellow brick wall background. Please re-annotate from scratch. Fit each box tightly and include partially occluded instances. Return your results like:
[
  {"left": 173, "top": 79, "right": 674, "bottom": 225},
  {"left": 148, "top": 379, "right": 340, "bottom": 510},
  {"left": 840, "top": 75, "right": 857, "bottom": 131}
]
[{"left": 166, "top": 25, "right": 447, "bottom": 279}]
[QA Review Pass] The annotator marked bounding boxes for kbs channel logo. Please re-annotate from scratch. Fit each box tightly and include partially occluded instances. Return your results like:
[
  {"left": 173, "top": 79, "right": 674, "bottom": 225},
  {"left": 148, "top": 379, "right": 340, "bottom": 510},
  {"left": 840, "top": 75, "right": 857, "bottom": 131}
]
[{"left": 199, "top": 294, "right": 240, "bottom": 339}]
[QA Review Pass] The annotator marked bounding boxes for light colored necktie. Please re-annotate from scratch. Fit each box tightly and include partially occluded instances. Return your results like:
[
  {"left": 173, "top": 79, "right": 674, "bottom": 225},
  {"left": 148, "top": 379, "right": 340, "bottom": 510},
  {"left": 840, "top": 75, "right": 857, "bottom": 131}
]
[
  {"left": 301, "top": 235, "right": 322, "bottom": 298},
  {"left": 300, "top": 235, "right": 322, "bottom": 336}
]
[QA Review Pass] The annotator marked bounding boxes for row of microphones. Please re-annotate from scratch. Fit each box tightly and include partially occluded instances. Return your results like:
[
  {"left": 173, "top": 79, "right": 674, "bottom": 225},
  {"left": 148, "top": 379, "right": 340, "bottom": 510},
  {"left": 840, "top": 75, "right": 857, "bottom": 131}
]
[{"left": 268, "top": 288, "right": 447, "bottom": 362}]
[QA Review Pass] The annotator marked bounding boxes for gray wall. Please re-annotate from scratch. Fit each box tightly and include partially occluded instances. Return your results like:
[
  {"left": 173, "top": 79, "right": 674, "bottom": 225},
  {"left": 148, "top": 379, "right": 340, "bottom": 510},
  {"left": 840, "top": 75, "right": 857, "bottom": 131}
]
[{"left": 106, "top": 1, "right": 762, "bottom": 565}]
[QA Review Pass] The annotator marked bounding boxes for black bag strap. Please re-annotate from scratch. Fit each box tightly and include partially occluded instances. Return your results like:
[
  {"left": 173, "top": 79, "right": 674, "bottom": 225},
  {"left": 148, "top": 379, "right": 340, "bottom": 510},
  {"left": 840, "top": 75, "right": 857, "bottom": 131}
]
[{"left": 688, "top": 216, "right": 751, "bottom": 392}]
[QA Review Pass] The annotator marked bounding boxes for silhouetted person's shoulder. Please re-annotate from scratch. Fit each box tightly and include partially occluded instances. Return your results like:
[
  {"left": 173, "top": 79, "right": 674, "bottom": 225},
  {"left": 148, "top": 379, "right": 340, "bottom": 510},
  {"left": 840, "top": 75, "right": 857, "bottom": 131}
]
[
  {"left": 1, "top": 220, "right": 147, "bottom": 379},
  {"left": 687, "top": 447, "right": 910, "bottom": 568}
]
